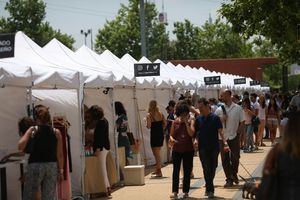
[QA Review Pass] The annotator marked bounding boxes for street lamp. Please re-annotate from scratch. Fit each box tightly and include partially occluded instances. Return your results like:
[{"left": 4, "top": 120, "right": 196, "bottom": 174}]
[{"left": 80, "top": 29, "right": 91, "bottom": 46}]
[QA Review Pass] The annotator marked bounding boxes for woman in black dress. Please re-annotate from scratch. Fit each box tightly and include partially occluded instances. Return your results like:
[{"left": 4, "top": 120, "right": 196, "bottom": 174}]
[{"left": 146, "top": 100, "right": 166, "bottom": 177}]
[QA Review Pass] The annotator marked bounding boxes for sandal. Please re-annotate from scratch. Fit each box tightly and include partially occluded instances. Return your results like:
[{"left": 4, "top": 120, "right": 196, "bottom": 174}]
[
  {"left": 156, "top": 169, "right": 162, "bottom": 177},
  {"left": 170, "top": 192, "right": 178, "bottom": 199},
  {"left": 106, "top": 187, "right": 112, "bottom": 197}
]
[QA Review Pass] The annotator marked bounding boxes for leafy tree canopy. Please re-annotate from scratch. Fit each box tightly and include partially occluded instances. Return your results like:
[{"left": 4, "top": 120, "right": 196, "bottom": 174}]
[
  {"left": 220, "top": 0, "right": 300, "bottom": 64},
  {"left": 95, "top": 0, "right": 169, "bottom": 60},
  {"left": 172, "top": 19, "right": 253, "bottom": 59}
]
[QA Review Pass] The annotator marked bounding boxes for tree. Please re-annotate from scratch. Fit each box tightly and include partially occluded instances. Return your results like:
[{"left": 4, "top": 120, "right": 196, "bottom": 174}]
[
  {"left": 220, "top": 0, "right": 300, "bottom": 91},
  {"left": 95, "top": 0, "right": 169, "bottom": 61},
  {"left": 171, "top": 19, "right": 253, "bottom": 59},
  {"left": 0, "top": 0, "right": 75, "bottom": 49},
  {"left": 252, "top": 38, "right": 282, "bottom": 88},
  {"left": 220, "top": 0, "right": 300, "bottom": 63},
  {"left": 172, "top": 20, "right": 201, "bottom": 59},
  {"left": 198, "top": 19, "right": 253, "bottom": 59}
]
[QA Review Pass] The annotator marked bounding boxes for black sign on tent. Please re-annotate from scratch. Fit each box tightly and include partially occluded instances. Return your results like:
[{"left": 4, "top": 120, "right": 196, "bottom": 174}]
[
  {"left": 260, "top": 81, "right": 269, "bottom": 87},
  {"left": 234, "top": 78, "right": 246, "bottom": 85},
  {"left": 0, "top": 33, "right": 15, "bottom": 58},
  {"left": 204, "top": 76, "right": 221, "bottom": 85},
  {"left": 134, "top": 63, "right": 160, "bottom": 77},
  {"left": 250, "top": 80, "right": 260, "bottom": 86}
]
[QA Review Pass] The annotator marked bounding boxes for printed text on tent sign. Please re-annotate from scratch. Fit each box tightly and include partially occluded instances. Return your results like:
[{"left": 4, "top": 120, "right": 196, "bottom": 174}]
[{"left": 134, "top": 63, "right": 160, "bottom": 77}]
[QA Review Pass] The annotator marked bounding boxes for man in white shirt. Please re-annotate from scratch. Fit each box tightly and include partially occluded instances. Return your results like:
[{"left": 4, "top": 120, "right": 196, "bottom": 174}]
[
  {"left": 215, "top": 90, "right": 244, "bottom": 187},
  {"left": 290, "top": 85, "right": 300, "bottom": 111},
  {"left": 250, "top": 93, "right": 259, "bottom": 148}
]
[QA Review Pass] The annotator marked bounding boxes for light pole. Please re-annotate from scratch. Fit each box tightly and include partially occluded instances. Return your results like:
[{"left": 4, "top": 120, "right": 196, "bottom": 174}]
[
  {"left": 139, "top": 0, "right": 146, "bottom": 57},
  {"left": 80, "top": 29, "right": 91, "bottom": 46}
]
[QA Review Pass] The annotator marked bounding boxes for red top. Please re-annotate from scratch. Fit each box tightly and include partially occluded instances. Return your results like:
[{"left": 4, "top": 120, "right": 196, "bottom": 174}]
[{"left": 172, "top": 120, "right": 194, "bottom": 153}]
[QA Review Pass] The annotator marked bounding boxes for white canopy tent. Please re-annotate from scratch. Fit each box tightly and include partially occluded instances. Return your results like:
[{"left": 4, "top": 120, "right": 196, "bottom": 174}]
[
  {"left": 0, "top": 57, "right": 83, "bottom": 199},
  {"left": 0, "top": 32, "right": 87, "bottom": 196},
  {"left": 0, "top": 31, "right": 269, "bottom": 198}
]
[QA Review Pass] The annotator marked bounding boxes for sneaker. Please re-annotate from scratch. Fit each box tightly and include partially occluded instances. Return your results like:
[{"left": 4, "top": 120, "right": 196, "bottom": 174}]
[
  {"left": 224, "top": 181, "right": 233, "bottom": 188},
  {"left": 243, "top": 149, "right": 250, "bottom": 153},
  {"left": 170, "top": 192, "right": 178, "bottom": 199},
  {"left": 252, "top": 146, "right": 259, "bottom": 151},
  {"left": 182, "top": 193, "right": 189, "bottom": 198},
  {"left": 207, "top": 192, "right": 214, "bottom": 198}
]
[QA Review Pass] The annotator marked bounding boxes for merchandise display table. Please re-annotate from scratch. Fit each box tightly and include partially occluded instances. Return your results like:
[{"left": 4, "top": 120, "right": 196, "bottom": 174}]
[
  {"left": 0, "top": 160, "right": 24, "bottom": 200},
  {"left": 84, "top": 151, "right": 118, "bottom": 194}
]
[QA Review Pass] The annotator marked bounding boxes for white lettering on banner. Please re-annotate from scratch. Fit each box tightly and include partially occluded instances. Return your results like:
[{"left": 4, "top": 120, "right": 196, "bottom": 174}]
[
  {"left": 0, "top": 40, "right": 11, "bottom": 46},
  {"left": 0, "top": 46, "right": 12, "bottom": 53}
]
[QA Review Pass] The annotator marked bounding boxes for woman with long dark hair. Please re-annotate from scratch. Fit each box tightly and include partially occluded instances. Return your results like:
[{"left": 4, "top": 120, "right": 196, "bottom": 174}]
[
  {"left": 266, "top": 96, "right": 281, "bottom": 146},
  {"left": 86, "top": 105, "right": 111, "bottom": 197},
  {"left": 18, "top": 105, "right": 64, "bottom": 200},
  {"left": 115, "top": 101, "right": 131, "bottom": 161},
  {"left": 169, "top": 101, "right": 195, "bottom": 199},
  {"left": 258, "top": 111, "right": 300, "bottom": 200},
  {"left": 242, "top": 98, "right": 256, "bottom": 152}
]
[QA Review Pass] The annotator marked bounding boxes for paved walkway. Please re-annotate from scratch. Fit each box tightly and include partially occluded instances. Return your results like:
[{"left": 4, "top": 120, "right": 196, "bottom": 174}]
[{"left": 96, "top": 142, "right": 272, "bottom": 200}]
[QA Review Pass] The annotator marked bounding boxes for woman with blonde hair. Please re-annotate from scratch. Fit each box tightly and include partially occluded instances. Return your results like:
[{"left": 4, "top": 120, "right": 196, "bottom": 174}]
[{"left": 146, "top": 100, "right": 166, "bottom": 177}]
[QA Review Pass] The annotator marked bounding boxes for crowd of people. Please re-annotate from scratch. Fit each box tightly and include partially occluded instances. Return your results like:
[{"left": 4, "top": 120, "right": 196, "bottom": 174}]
[
  {"left": 165, "top": 86, "right": 300, "bottom": 199},
  {"left": 10, "top": 84, "right": 300, "bottom": 199}
]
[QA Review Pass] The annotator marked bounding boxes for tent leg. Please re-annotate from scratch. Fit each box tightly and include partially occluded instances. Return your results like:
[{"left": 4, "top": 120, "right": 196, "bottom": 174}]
[
  {"left": 110, "top": 88, "right": 120, "bottom": 182},
  {"left": 134, "top": 87, "right": 148, "bottom": 166},
  {"left": 77, "top": 85, "right": 85, "bottom": 197}
]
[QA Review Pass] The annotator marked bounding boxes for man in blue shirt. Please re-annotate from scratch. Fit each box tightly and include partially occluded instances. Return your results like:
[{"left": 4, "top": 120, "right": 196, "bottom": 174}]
[{"left": 195, "top": 98, "right": 226, "bottom": 198}]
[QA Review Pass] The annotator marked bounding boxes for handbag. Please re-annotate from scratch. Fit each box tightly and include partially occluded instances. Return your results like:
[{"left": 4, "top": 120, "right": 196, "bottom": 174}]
[
  {"left": 251, "top": 116, "right": 260, "bottom": 126},
  {"left": 24, "top": 126, "right": 38, "bottom": 154},
  {"left": 126, "top": 132, "right": 135, "bottom": 145},
  {"left": 126, "top": 123, "right": 135, "bottom": 145}
]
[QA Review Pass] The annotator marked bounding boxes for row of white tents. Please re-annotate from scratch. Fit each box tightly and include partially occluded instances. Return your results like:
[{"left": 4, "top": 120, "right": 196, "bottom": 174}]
[{"left": 0, "top": 31, "right": 268, "bottom": 199}]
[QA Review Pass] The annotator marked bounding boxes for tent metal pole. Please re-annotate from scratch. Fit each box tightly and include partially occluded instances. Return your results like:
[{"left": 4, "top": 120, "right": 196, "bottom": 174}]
[
  {"left": 153, "top": 85, "right": 157, "bottom": 101},
  {"left": 132, "top": 87, "right": 140, "bottom": 141},
  {"left": 77, "top": 74, "right": 85, "bottom": 197},
  {"left": 110, "top": 88, "right": 120, "bottom": 182},
  {"left": 134, "top": 80, "right": 148, "bottom": 165}
]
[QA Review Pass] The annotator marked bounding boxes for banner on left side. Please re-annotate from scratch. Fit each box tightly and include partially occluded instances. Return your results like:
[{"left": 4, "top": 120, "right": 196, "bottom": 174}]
[{"left": 0, "top": 33, "right": 15, "bottom": 58}]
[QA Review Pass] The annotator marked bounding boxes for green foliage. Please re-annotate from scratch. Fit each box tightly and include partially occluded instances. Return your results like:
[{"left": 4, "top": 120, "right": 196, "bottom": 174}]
[
  {"left": 172, "top": 19, "right": 201, "bottom": 59},
  {"left": 252, "top": 37, "right": 282, "bottom": 88},
  {"left": 198, "top": 19, "right": 253, "bottom": 58},
  {"left": 220, "top": 0, "right": 300, "bottom": 64},
  {"left": 0, "top": 0, "right": 75, "bottom": 49},
  {"left": 95, "top": 0, "right": 169, "bottom": 60},
  {"left": 172, "top": 19, "right": 253, "bottom": 59}
]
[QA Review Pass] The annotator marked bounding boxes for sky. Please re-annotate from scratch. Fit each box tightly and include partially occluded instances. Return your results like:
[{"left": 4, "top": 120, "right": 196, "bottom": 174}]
[{"left": 0, "top": 0, "right": 224, "bottom": 50}]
